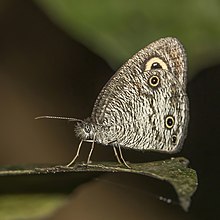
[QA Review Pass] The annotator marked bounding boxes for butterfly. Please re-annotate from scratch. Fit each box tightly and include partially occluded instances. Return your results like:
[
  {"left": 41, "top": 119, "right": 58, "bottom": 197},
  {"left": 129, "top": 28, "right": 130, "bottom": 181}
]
[{"left": 36, "top": 37, "right": 189, "bottom": 168}]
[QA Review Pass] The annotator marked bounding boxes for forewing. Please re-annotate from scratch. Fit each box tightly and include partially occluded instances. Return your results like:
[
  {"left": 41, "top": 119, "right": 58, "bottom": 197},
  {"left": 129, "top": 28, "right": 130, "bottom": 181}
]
[{"left": 90, "top": 37, "right": 188, "bottom": 152}]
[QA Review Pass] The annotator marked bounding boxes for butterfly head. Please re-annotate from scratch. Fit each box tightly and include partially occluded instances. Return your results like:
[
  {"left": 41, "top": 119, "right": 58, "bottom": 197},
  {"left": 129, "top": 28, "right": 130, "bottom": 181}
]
[{"left": 74, "top": 119, "right": 95, "bottom": 141}]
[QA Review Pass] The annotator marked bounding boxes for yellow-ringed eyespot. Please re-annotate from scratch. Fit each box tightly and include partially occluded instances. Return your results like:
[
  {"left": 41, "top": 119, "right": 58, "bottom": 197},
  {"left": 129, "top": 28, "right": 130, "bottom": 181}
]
[
  {"left": 165, "top": 115, "right": 175, "bottom": 129},
  {"left": 145, "top": 57, "right": 168, "bottom": 71},
  {"left": 148, "top": 75, "right": 160, "bottom": 88}
]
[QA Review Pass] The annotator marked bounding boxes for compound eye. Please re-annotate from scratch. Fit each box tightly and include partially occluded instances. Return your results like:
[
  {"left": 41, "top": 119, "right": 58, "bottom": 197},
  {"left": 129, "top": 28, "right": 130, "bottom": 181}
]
[
  {"left": 84, "top": 124, "right": 91, "bottom": 133},
  {"left": 145, "top": 57, "right": 168, "bottom": 71},
  {"left": 165, "top": 115, "right": 175, "bottom": 129},
  {"left": 148, "top": 75, "right": 160, "bottom": 88}
]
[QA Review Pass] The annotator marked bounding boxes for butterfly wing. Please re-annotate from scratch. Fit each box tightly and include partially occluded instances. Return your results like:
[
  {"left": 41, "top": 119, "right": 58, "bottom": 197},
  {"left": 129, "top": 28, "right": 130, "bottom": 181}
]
[{"left": 90, "top": 37, "right": 189, "bottom": 153}]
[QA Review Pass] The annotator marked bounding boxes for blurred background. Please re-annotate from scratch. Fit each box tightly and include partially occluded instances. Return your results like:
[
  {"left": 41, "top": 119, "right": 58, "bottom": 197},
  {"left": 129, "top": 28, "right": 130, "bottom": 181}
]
[{"left": 0, "top": 0, "right": 220, "bottom": 219}]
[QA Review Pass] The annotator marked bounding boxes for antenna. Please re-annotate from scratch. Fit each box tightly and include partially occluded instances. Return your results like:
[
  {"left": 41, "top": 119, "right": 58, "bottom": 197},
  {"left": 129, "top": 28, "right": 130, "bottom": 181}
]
[{"left": 35, "top": 115, "right": 82, "bottom": 122}]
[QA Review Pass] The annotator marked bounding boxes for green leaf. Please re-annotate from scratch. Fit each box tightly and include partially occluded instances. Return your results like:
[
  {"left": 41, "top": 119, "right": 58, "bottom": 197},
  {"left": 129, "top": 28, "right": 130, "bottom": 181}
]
[
  {"left": 35, "top": 0, "right": 220, "bottom": 76},
  {"left": 0, "top": 157, "right": 198, "bottom": 212},
  {"left": 0, "top": 194, "right": 66, "bottom": 220}
]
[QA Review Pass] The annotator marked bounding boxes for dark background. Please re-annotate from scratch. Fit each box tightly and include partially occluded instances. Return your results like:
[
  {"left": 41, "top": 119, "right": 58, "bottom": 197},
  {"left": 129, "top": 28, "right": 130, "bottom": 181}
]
[{"left": 0, "top": 1, "right": 219, "bottom": 219}]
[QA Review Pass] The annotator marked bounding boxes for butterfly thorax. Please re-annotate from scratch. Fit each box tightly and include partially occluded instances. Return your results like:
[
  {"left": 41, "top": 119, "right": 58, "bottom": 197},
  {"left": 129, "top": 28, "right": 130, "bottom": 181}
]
[
  {"left": 74, "top": 118, "right": 112, "bottom": 144},
  {"left": 74, "top": 118, "right": 120, "bottom": 146}
]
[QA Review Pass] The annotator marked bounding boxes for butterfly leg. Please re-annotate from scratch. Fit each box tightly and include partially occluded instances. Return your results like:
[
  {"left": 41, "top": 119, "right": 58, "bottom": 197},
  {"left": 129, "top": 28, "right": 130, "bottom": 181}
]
[
  {"left": 87, "top": 140, "right": 95, "bottom": 164},
  {"left": 118, "top": 146, "right": 131, "bottom": 169},
  {"left": 66, "top": 139, "right": 83, "bottom": 167},
  {"left": 113, "top": 146, "right": 122, "bottom": 164},
  {"left": 86, "top": 134, "right": 96, "bottom": 164}
]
